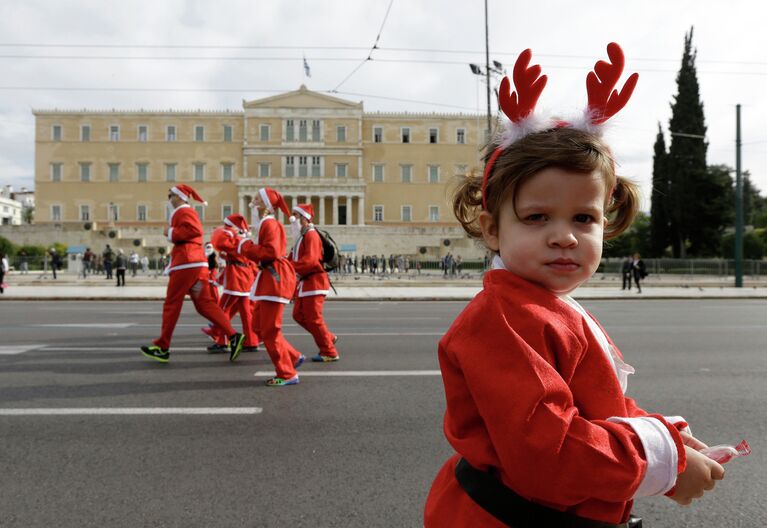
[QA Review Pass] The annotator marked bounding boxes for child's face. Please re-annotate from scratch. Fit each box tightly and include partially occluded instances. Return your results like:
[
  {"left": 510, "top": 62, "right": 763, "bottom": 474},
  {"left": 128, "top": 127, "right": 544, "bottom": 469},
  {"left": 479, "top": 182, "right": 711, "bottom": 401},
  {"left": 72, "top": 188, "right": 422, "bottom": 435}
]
[{"left": 480, "top": 167, "right": 608, "bottom": 294}]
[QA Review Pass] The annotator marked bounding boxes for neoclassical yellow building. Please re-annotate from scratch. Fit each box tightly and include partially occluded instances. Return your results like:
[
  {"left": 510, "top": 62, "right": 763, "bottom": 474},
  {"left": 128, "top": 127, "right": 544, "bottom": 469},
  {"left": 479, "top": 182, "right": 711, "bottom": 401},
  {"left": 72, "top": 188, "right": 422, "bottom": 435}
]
[{"left": 33, "top": 86, "right": 485, "bottom": 256}]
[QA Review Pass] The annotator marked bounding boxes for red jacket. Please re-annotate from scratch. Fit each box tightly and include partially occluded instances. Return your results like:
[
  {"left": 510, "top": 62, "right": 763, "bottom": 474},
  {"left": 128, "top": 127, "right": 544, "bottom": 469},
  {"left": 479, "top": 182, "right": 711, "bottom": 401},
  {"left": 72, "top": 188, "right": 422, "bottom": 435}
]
[
  {"left": 166, "top": 204, "right": 207, "bottom": 274},
  {"left": 211, "top": 227, "right": 253, "bottom": 296},
  {"left": 290, "top": 226, "right": 329, "bottom": 297},
  {"left": 237, "top": 215, "right": 296, "bottom": 303},
  {"left": 424, "top": 269, "right": 688, "bottom": 526}
]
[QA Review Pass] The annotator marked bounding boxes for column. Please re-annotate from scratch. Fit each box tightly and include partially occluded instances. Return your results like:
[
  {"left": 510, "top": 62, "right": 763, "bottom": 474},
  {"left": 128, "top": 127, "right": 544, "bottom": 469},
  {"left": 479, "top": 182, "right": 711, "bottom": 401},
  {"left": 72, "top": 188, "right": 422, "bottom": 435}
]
[
  {"left": 319, "top": 195, "right": 326, "bottom": 225},
  {"left": 332, "top": 195, "right": 339, "bottom": 225},
  {"left": 358, "top": 194, "right": 365, "bottom": 226}
]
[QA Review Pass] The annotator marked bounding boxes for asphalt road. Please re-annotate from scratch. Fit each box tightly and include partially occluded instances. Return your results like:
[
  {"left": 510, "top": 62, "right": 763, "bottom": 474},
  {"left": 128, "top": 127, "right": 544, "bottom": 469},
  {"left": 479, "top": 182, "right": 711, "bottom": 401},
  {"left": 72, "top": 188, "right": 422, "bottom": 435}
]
[{"left": 0, "top": 300, "right": 765, "bottom": 527}]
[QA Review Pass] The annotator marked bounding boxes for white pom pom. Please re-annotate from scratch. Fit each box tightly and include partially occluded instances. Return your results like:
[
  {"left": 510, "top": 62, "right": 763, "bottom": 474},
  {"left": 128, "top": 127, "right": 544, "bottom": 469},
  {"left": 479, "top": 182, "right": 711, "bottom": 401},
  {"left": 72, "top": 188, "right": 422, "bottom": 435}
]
[{"left": 289, "top": 215, "right": 297, "bottom": 223}]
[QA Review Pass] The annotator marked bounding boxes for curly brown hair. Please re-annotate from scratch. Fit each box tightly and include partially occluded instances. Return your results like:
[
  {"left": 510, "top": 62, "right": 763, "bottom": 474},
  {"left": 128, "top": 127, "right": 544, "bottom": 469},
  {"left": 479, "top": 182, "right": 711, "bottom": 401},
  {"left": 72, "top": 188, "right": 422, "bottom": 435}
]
[{"left": 453, "top": 127, "right": 639, "bottom": 245}]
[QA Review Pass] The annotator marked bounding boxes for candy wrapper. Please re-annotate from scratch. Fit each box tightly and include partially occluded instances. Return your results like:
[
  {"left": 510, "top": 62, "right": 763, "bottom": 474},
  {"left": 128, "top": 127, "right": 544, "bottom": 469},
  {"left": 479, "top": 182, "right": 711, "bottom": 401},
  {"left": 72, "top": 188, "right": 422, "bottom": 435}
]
[{"left": 700, "top": 440, "right": 751, "bottom": 464}]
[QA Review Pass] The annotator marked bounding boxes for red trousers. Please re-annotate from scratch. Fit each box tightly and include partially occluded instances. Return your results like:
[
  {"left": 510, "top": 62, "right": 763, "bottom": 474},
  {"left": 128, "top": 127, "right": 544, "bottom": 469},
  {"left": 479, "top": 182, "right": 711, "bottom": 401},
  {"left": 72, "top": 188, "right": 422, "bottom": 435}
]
[
  {"left": 154, "top": 267, "right": 235, "bottom": 350},
  {"left": 212, "top": 294, "right": 259, "bottom": 347},
  {"left": 253, "top": 301, "right": 302, "bottom": 379},
  {"left": 292, "top": 295, "right": 337, "bottom": 357}
]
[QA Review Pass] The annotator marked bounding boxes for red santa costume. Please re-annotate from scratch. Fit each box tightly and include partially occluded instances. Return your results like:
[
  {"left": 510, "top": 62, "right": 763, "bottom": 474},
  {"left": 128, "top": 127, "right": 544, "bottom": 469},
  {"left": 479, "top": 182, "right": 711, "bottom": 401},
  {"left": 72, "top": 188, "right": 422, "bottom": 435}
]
[
  {"left": 289, "top": 204, "right": 338, "bottom": 361},
  {"left": 145, "top": 185, "right": 240, "bottom": 357},
  {"left": 237, "top": 188, "right": 304, "bottom": 385},
  {"left": 424, "top": 263, "right": 690, "bottom": 526},
  {"left": 207, "top": 214, "right": 259, "bottom": 350}
]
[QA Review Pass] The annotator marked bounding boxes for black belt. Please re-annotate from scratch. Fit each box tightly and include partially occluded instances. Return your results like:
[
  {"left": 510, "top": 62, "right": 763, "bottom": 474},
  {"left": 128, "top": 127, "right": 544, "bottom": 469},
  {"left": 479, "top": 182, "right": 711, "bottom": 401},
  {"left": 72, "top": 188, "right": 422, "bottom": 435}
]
[
  {"left": 226, "top": 261, "right": 248, "bottom": 267},
  {"left": 454, "top": 458, "right": 642, "bottom": 528}
]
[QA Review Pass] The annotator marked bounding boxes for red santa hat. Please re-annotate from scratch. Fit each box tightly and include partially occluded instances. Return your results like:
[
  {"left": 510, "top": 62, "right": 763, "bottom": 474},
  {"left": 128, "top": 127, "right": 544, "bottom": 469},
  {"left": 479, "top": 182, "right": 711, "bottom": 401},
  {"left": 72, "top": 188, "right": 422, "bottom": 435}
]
[
  {"left": 292, "top": 203, "right": 314, "bottom": 221},
  {"left": 258, "top": 187, "right": 290, "bottom": 217},
  {"left": 170, "top": 184, "right": 207, "bottom": 205},
  {"left": 224, "top": 213, "right": 249, "bottom": 233}
]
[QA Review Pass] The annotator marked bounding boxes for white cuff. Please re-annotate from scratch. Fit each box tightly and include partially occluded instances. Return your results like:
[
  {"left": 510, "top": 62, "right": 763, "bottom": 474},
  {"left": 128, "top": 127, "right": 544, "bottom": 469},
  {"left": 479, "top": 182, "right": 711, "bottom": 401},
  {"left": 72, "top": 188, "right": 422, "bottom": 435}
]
[
  {"left": 608, "top": 416, "right": 678, "bottom": 497},
  {"left": 237, "top": 237, "right": 248, "bottom": 254},
  {"left": 664, "top": 415, "right": 691, "bottom": 435},
  {"left": 167, "top": 227, "right": 174, "bottom": 242}
]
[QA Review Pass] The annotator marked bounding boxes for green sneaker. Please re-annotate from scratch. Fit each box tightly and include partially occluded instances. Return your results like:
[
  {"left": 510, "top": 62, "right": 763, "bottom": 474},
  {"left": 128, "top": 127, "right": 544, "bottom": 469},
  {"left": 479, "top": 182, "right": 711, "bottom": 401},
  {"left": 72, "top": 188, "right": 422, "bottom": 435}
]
[
  {"left": 228, "top": 333, "right": 245, "bottom": 362},
  {"left": 141, "top": 345, "right": 169, "bottom": 363},
  {"left": 265, "top": 376, "right": 299, "bottom": 387}
]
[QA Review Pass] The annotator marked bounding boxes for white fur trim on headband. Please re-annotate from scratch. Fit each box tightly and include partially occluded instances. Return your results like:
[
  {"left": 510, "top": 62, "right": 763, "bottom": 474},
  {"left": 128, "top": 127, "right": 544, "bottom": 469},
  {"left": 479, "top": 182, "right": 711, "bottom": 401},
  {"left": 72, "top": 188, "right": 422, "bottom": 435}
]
[
  {"left": 496, "top": 109, "right": 610, "bottom": 149},
  {"left": 258, "top": 188, "right": 272, "bottom": 212}
]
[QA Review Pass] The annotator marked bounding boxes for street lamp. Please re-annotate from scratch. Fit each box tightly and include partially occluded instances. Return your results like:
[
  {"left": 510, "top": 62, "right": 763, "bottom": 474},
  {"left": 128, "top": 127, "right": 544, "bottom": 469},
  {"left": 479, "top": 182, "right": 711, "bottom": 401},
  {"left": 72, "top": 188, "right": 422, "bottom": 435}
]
[{"left": 469, "top": 60, "right": 505, "bottom": 140}]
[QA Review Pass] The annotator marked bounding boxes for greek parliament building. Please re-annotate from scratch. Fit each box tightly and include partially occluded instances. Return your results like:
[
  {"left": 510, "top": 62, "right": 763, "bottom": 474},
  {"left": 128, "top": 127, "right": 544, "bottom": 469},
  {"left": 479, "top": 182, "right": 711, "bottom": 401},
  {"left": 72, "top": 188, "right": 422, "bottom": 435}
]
[{"left": 33, "top": 86, "right": 485, "bottom": 258}]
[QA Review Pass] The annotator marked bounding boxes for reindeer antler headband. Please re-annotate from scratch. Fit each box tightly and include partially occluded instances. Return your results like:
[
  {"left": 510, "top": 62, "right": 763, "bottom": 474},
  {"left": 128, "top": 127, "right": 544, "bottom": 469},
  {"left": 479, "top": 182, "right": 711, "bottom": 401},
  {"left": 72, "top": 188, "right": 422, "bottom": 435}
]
[{"left": 481, "top": 42, "right": 639, "bottom": 209}]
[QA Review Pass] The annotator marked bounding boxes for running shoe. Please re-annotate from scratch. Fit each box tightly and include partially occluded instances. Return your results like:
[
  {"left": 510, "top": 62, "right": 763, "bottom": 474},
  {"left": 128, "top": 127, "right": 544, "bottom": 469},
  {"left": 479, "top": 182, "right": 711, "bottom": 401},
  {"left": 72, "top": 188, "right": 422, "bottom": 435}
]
[
  {"left": 294, "top": 354, "right": 306, "bottom": 369},
  {"left": 241, "top": 345, "right": 260, "bottom": 353},
  {"left": 200, "top": 326, "right": 216, "bottom": 340},
  {"left": 207, "top": 343, "right": 229, "bottom": 354},
  {"left": 332, "top": 335, "right": 339, "bottom": 344},
  {"left": 311, "top": 354, "right": 340, "bottom": 363},
  {"left": 265, "top": 376, "right": 299, "bottom": 387},
  {"left": 228, "top": 333, "right": 245, "bottom": 362},
  {"left": 141, "top": 345, "right": 170, "bottom": 363}
]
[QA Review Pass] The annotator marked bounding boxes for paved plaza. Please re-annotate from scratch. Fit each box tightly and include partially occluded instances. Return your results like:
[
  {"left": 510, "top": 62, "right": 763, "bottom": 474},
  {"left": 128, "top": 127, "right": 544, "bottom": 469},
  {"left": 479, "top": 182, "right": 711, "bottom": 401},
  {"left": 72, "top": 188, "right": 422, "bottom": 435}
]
[{"left": 0, "top": 299, "right": 765, "bottom": 527}]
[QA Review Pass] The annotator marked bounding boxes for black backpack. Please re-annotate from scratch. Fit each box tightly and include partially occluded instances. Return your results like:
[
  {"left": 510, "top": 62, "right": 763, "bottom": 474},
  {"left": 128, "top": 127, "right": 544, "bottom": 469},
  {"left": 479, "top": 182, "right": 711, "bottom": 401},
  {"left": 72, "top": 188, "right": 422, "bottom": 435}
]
[{"left": 315, "top": 229, "right": 339, "bottom": 271}]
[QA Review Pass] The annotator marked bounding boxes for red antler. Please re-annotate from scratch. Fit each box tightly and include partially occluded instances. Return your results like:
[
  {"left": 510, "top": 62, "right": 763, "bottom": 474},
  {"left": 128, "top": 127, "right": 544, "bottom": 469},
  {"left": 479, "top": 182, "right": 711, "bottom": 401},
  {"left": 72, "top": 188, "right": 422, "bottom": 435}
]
[
  {"left": 498, "top": 49, "right": 547, "bottom": 122},
  {"left": 586, "top": 42, "right": 639, "bottom": 125}
]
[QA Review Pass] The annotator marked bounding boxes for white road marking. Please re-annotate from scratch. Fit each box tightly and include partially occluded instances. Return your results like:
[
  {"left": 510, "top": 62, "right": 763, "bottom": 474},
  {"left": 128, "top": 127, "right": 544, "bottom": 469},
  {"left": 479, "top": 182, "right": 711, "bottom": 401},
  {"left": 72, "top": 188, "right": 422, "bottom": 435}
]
[
  {"left": 0, "top": 345, "right": 46, "bottom": 355},
  {"left": 254, "top": 370, "right": 441, "bottom": 377},
  {"left": 0, "top": 407, "right": 262, "bottom": 416},
  {"left": 31, "top": 323, "right": 136, "bottom": 328}
]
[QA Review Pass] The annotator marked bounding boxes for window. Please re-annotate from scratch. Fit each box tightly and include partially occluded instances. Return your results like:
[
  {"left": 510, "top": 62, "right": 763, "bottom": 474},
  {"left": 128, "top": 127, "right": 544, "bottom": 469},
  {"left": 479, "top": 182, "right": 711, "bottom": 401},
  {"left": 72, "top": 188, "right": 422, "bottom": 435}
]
[
  {"left": 110, "top": 125, "right": 120, "bottom": 142},
  {"left": 260, "top": 124, "right": 269, "bottom": 142},
  {"left": 429, "top": 206, "right": 440, "bottom": 222},
  {"left": 259, "top": 163, "right": 270, "bottom": 178},
  {"left": 373, "top": 126, "right": 383, "bottom": 143},
  {"left": 372, "top": 164, "right": 384, "bottom": 183},
  {"left": 80, "top": 163, "right": 91, "bottom": 182},
  {"left": 137, "top": 163, "right": 148, "bottom": 182},
  {"left": 429, "top": 128, "right": 439, "bottom": 144},
  {"left": 194, "top": 205, "right": 204, "bottom": 220},
  {"left": 51, "top": 163, "right": 62, "bottom": 182},
  {"left": 312, "top": 120, "right": 320, "bottom": 141},
  {"left": 80, "top": 205, "right": 90, "bottom": 221},
  {"left": 223, "top": 124, "right": 233, "bottom": 142},
  {"left": 336, "top": 126, "right": 346, "bottom": 143},
  {"left": 400, "top": 165, "right": 412, "bottom": 183},
  {"left": 299, "top": 120, "right": 308, "bottom": 142},
  {"left": 81, "top": 125, "right": 90, "bottom": 142},
  {"left": 52, "top": 125, "right": 62, "bottom": 141},
  {"left": 401, "top": 127, "right": 411, "bottom": 143},
  {"left": 335, "top": 164, "right": 347, "bottom": 178},
  {"left": 165, "top": 163, "right": 176, "bottom": 182},
  {"left": 373, "top": 205, "right": 384, "bottom": 222},
  {"left": 298, "top": 156, "right": 308, "bottom": 177},
  {"left": 138, "top": 125, "right": 148, "bottom": 142},
  {"left": 286, "top": 120, "right": 294, "bottom": 141},
  {"left": 194, "top": 163, "right": 205, "bottom": 182},
  {"left": 222, "top": 204, "right": 233, "bottom": 218},
  {"left": 108, "top": 203, "right": 119, "bottom": 221},
  {"left": 401, "top": 205, "right": 412, "bottom": 222},
  {"left": 108, "top": 163, "right": 119, "bottom": 182},
  {"left": 137, "top": 205, "right": 147, "bottom": 222},
  {"left": 51, "top": 204, "right": 61, "bottom": 221},
  {"left": 311, "top": 156, "right": 321, "bottom": 177},
  {"left": 166, "top": 125, "right": 176, "bottom": 141},
  {"left": 195, "top": 125, "right": 205, "bottom": 142},
  {"left": 455, "top": 164, "right": 468, "bottom": 176},
  {"left": 285, "top": 156, "right": 295, "bottom": 177},
  {"left": 428, "top": 165, "right": 440, "bottom": 183},
  {"left": 456, "top": 128, "right": 466, "bottom": 144},
  {"left": 221, "top": 163, "right": 233, "bottom": 182}
]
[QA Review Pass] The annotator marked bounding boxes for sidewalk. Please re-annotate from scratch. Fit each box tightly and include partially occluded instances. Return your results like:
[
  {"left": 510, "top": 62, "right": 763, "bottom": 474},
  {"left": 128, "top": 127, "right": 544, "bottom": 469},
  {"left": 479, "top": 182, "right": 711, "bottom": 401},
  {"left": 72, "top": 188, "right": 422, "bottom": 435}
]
[{"left": 2, "top": 271, "right": 767, "bottom": 300}]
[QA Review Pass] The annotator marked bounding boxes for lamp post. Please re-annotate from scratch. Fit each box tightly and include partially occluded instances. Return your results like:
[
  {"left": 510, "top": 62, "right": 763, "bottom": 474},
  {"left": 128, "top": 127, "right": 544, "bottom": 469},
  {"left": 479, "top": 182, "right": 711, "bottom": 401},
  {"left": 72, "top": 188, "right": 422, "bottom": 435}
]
[
  {"left": 468, "top": 0, "right": 505, "bottom": 141},
  {"left": 735, "top": 103, "right": 743, "bottom": 287}
]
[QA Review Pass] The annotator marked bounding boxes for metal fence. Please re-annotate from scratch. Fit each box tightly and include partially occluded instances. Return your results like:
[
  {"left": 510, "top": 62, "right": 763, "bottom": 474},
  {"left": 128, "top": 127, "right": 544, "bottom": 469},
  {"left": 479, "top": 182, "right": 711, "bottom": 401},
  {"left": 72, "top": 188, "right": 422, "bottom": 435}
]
[{"left": 598, "top": 258, "right": 766, "bottom": 277}]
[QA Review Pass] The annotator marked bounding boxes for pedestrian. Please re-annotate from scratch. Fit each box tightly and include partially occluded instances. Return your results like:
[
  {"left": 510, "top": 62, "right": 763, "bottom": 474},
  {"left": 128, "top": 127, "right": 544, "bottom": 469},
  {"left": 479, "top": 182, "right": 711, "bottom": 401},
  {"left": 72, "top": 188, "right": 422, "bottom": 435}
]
[
  {"left": 290, "top": 204, "right": 339, "bottom": 363},
  {"left": 204, "top": 243, "right": 220, "bottom": 304},
  {"left": 621, "top": 254, "right": 633, "bottom": 290},
  {"left": 115, "top": 249, "right": 127, "bottom": 286},
  {"left": 129, "top": 250, "right": 139, "bottom": 277},
  {"left": 204, "top": 215, "right": 260, "bottom": 354},
  {"left": 19, "top": 250, "right": 29, "bottom": 275},
  {"left": 425, "top": 45, "right": 724, "bottom": 527},
  {"left": 82, "top": 247, "right": 94, "bottom": 278},
  {"left": 49, "top": 248, "right": 60, "bottom": 280},
  {"left": 140, "top": 184, "right": 244, "bottom": 363},
  {"left": 632, "top": 252, "right": 647, "bottom": 294},
  {"left": 0, "top": 252, "right": 8, "bottom": 293},
  {"left": 103, "top": 244, "right": 114, "bottom": 279},
  {"left": 237, "top": 187, "right": 303, "bottom": 386},
  {"left": 140, "top": 254, "right": 149, "bottom": 274}
]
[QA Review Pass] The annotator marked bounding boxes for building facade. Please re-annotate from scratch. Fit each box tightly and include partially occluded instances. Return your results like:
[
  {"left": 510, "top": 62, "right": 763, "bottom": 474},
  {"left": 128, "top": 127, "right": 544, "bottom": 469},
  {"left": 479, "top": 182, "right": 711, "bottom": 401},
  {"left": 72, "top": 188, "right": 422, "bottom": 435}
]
[
  {"left": 0, "top": 186, "right": 23, "bottom": 225},
  {"left": 33, "top": 86, "right": 485, "bottom": 257}
]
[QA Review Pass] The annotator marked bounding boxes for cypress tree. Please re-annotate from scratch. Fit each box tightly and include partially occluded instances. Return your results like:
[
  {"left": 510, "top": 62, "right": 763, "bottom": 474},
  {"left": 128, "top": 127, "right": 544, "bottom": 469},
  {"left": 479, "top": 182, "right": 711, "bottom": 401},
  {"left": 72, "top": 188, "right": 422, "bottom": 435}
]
[{"left": 649, "top": 123, "right": 670, "bottom": 256}]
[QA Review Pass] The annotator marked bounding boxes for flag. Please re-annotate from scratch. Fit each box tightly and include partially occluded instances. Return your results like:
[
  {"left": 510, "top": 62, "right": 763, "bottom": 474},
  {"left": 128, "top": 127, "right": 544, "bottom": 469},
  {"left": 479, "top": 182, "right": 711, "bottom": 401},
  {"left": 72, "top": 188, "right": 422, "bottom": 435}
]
[{"left": 303, "top": 56, "right": 311, "bottom": 78}]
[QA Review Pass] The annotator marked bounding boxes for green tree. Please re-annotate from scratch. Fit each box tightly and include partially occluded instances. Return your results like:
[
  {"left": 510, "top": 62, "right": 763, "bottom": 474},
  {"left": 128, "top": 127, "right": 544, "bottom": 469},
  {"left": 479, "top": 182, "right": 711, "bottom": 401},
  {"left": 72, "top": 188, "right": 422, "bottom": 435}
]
[
  {"left": 666, "top": 28, "right": 709, "bottom": 257},
  {"left": 22, "top": 206, "right": 34, "bottom": 224},
  {"left": 743, "top": 173, "right": 767, "bottom": 227},
  {"left": 603, "top": 212, "right": 652, "bottom": 258},
  {"left": 687, "top": 165, "right": 734, "bottom": 256},
  {"left": 650, "top": 123, "right": 670, "bottom": 256},
  {"left": 0, "top": 236, "right": 15, "bottom": 256},
  {"left": 721, "top": 231, "right": 765, "bottom": 260}
]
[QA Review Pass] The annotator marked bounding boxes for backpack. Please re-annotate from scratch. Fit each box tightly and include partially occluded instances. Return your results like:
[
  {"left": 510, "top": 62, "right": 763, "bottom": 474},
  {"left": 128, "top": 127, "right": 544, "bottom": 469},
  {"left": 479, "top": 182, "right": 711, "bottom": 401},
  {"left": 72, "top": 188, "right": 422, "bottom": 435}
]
[{"left": 315, "top": 229, "right": 339, "bottom": 271}]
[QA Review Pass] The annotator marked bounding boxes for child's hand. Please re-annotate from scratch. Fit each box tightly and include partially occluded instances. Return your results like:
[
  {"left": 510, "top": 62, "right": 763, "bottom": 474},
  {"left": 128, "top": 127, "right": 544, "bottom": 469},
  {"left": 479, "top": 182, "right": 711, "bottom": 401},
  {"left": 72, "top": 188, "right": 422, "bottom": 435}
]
[
  {"left": 679, "top": 430, "right": 708, "bottom": 451},
  {"left": 669, "top": 446, "right": 725, "bottom": 506}
]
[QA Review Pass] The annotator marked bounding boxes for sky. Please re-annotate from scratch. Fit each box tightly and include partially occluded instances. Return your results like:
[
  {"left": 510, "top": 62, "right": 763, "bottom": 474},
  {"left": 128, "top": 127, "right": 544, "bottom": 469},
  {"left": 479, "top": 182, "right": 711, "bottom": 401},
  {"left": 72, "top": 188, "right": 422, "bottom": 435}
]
[{"left": 1, "top": 0, "right": 765, "bottom": 211}]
